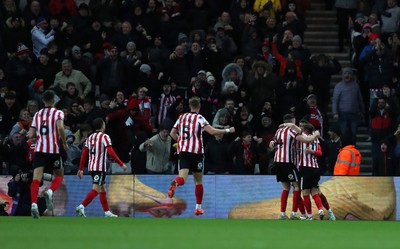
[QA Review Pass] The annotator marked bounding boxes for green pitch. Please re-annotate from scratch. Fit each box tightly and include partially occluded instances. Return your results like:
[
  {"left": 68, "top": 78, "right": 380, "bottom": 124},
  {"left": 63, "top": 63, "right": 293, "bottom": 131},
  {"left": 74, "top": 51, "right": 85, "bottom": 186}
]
[{"left": 1, "top": 217, "right": 400, "bottom": 249}]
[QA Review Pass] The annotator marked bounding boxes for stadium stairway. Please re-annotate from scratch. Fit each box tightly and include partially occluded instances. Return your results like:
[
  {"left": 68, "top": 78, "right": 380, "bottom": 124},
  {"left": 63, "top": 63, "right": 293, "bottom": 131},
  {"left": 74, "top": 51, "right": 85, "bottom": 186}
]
[{"left": 304, "top": 0, "right": 372, "bottom": 175}]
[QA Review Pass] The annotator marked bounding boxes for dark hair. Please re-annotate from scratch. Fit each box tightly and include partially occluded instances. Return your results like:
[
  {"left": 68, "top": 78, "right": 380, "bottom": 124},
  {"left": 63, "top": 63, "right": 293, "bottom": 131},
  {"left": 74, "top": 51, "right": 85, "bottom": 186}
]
[
  {"left": 283, "top": 113, "right": 295, "bottom": 122},
  {"left": 189, "top": 96, "right": 201, "bottom": 108},
  {"left": 241, "top": 130, "right": 252, "bottom": 138},
  {"left": 92, "top": 118, "right": 104, "bottom": 130},
  {"left": 42, "top": 90, "right": 55, "bottom": 102}
]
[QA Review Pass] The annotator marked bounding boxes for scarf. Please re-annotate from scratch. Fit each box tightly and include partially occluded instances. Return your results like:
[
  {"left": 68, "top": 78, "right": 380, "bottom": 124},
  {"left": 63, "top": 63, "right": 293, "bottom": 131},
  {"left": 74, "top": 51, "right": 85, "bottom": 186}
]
[{"left": 242, "top": 142, "right": 253, "bottom": 167}]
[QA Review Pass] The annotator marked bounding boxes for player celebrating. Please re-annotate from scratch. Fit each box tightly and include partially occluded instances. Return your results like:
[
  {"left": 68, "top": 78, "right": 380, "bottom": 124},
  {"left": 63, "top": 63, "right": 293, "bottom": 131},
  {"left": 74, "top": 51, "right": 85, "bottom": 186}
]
[
  {"left": 271, "top": 114, "right": 320, "bottom": 220},
  {"left": 29, "top": 90, "right": 68, "bottom": 218},
  {"left": 167, "top": 96, "right": 235, "bottom": 216},
  {"left": 76, "top": 118, "right": 127, "bottom": 217}
]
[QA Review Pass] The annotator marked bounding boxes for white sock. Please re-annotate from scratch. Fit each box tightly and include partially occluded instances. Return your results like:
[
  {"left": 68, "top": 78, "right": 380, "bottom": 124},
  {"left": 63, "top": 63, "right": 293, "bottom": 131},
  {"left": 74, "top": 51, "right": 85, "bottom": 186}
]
[
  {"left": 47, "top": 189, "right": 53, "bottom": 195},
  {"left": 281, "top": 212, "right": 286, "bottom": 216},
  {"left": 196, "top": 204, "right": 202, "bottom": 210},
  {"left": 32, "top": 203, "right": 38, "bottom": 208},
  {"left": 79, "top": 204, "right": 84, "bottom": 209}
]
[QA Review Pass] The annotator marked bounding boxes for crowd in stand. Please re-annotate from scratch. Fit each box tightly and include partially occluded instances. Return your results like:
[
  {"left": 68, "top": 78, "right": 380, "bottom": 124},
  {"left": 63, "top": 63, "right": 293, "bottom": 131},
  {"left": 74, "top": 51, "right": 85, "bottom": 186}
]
[{"left": 0, "top": 0, "right": 400, "bottom": 178}]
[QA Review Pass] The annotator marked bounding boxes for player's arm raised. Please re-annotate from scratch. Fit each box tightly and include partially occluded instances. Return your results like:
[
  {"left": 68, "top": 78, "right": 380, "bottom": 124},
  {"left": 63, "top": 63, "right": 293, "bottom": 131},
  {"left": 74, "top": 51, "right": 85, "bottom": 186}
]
[{"left": 204, "top": 125, "right": 235, "bottom": 136}]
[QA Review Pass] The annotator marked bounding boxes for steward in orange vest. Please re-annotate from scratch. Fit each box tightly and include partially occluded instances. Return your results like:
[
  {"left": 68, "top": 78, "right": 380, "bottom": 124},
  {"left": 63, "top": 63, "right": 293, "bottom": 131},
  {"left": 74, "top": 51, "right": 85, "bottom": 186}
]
[{"left": 334, "top": 133, "right": 362, "bottom": 175}]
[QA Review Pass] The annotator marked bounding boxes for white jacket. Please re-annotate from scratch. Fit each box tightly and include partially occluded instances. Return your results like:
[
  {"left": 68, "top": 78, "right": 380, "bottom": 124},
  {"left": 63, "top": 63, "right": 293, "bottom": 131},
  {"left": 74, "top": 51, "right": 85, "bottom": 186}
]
[{"left": 31, "top": 26, "right": 55, "bottom": 57}]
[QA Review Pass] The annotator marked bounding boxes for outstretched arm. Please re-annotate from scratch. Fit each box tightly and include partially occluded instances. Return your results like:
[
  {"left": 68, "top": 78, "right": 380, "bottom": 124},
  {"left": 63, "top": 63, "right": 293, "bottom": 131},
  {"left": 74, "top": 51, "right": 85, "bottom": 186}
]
[{"left": 204, "top": 125, "right": 235, "bottom": 136}]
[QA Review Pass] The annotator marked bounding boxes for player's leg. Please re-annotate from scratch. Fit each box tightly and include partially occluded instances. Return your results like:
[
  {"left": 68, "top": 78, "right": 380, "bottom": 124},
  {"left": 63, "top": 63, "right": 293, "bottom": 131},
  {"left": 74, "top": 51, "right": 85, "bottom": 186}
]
[
  {"left": 168, "top": 153, "right": 190, "bottom": 198},
  {"left": 31, "top": 165, "right": 45, "bottom": 218},
  {"left": 290, "top": 181, "right": 302, "bottom": 219},
  {"left": 311, "top": 187, "right": 324, "bottom": 219},
  {"left": 302, "top": 188, "right": 313, "bottom": 220},
  {"left": 99, "top": 184, "right": 117, "bottom": 217},
  {"left": 279, "top": 181, "right": 290, "bottom": 219},
  {"left": 193, "top": 172, "right": 204, "bottom": 216},
  {"left": 76, "top": 183, "right": 99, "bottom": 217},
  {"left": 44, "top": 166, "right": 64, "bottom": 211},
  {"left": 318, "top": 188, "right": 336, "bottom": 220}
]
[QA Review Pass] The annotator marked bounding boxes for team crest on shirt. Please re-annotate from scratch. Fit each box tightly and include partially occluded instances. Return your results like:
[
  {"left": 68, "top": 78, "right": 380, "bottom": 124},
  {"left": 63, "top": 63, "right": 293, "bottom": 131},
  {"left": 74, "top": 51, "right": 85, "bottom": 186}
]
[
  {"left": 288, "top": 174, "right": 294, "bottom": 180},
  {"left": 197, "top": 162, "right": 203, "bottom": 170}
]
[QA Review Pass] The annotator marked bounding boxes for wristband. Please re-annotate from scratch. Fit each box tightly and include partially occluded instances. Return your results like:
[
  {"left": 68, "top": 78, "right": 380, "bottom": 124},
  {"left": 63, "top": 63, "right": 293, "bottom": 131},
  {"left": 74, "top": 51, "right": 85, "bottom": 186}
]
[{"left": 225, "top": 129, "right": 230, "bottom": 134}]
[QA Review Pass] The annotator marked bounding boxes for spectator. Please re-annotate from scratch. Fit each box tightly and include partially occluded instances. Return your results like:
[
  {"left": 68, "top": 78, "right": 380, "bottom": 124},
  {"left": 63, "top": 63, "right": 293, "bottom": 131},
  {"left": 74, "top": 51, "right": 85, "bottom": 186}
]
[
  {"left": 332, "top": 67, "right": 365, "bottom": 140},
  {"left": 96, "top": 45, "right": 130, "bottom": 97},
  {"left": 380, "top": 0, "right": 400, "bottom": 39},
  {"left": 204, "top": 132, "right": 231, "bottom": 174},
  {"left": 228, "top": 130, "right": 264, "bottom": 174},
  {"left": 5, "top": 43, "right": 35, "bottom": 107},
  {"left": 139, "top": 123, "right": 172, "bottom": 174},
  {"left": 8, "top": 108, "right": 31, "bottom": 140},
  {"left": 31, "top": 17, "right": 55, "bottom": 58},
  {"left": 3, "top": 15, "right": 31, "bottom": 54},
  {"left": 34, "top": 48, "right": 59, "bottom": 90},
  {"left": 53, "top": 59, "right": 92, "bottom": 99},
  {"left": 0, "top": 91, "right": 21, "bottom": 138}
]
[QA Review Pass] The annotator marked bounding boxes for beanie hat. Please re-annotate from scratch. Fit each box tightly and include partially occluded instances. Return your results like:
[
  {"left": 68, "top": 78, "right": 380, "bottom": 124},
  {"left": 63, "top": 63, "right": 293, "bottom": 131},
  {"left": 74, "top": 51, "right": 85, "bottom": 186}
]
[
  {"left": 207, "top": 74, "right": 215, "bottom": 82},
  {"left": 362, "top": 23, "right": 372, "bottom": 30},
  {"left": 71, "top": 45, "right": 81, "bottom": 55},
  {"left": 16, "top": 43, "right": 30, "bottom": 55},
  {"left": 139, "top": 64, "right": 151, "bottom": 73},
  {"left": 197, "top": 70, "right": 206, "bottom": 76},
  {"left": 99, "top": 94, "right": 109, "bottom": 103},
  {"left": 34, "top": 79, "right": 44, "bottom": 91},
  {"left": 369, "top": 33, "right": 379, "bottom": 41},
  {"left": 355, "top": 13, "right": 364, "bottom": 20},
  {"left": 36, "top": 17, "right": 47, "bottom": 25},
  {"left": 178, "top": 32, "right": 188, "bottom": 42},
  {"left": 224, "top": 80, "right": 238, "bottom": 91},
  {"left": 126, "top": 41, "right": 136, "bottom": 48},
  {"left": 292, "top": 35, "right": 302, "bottom": 43}
]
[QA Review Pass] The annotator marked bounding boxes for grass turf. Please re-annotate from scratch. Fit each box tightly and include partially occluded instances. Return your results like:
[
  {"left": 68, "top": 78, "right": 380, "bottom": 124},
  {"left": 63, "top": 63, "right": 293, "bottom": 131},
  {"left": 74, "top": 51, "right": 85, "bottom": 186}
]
[{"left": 1, "top": 217, "right": 400, "bottom": 249}]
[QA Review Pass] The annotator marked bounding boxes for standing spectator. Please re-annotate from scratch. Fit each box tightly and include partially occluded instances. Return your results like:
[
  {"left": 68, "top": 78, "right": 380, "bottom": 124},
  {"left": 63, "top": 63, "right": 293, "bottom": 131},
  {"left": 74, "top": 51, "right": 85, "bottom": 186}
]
[
  {"left": 31, "top": 17, "right": 55, "bottom": 58},
  {"left": 157, "top": 82, "right": 176, "bottom": 128},
  {"left": 53, "top": 59, "right": 92, "bottom": 99},
  {"left": 76, "top": 118, "right": 127, "bottom": 217},
  {"left": 333, "top": 132, "right": 362, "bottom": 175},
  {"left": 309, "top": 54, "right": 341, "bottom": 111},
  {"left": 324, "top": 124, "right": 342, "bottom": 175},
  {"left": 229, "top": 130, "right": 264, "bottom": 174},
  {"left": 332, "top": 67, "right": 365, "bottom": 140},
  {"left": 28, "top": 90, "right": 68, "bottom": 218},
  {"left": 255, "top": 114, "right": 277, "bottom": 174},
  {"left": 335, "top": 0, "right": 358, "bottom": 52},
  {"left": 167, "top": 96, "right": 235, "bottom": 216},
  {"left": 22, "top": 0, "right": 50, "bottom": 29},
  {"left": 163, "top": 45, "right": 191, "bottom": 89},
  {"left": 370, "top": 96, "right": 396, "bottom": 175},
  {"left": 0, "top": 91, "right": 21, "bottom": 138},
  {"left": 34, "top": 48, "right": 59, "bottom": 90},
  {"left": 139, "top": 123, "right": 172, "bottom": 174},
  {"left": 3, "top": 15, "right": 31, "bottom": 54},
  {"left": 96, "top": 46, "right": 130, "bottom": 97},
  {"left": 5, "top": 43, "right": 35, "bottom": 107},
  {"left": 380, "top": 0, "right": 400, "bottom": 39},
  {"left": 204, "top": 132, "right": 231, "bottom": 174}
]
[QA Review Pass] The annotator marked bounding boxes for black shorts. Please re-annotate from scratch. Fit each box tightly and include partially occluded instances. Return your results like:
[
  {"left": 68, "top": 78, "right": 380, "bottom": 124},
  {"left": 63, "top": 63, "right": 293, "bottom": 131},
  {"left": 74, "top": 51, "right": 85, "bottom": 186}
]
[
  {"left": 33, "top": 152, "right": 63, "bottom": 171},
  {"left": 275, "top": 162, "right": 299, "bottom": 182},
  {"left": 90, "top": 171, "right": 107, "bottom": 186},
  {"left": 178, "top": 152, "right": 204, "bottom": 173},
  {"left": 300, "top": 167, "right": 320, "bottom": 190}
]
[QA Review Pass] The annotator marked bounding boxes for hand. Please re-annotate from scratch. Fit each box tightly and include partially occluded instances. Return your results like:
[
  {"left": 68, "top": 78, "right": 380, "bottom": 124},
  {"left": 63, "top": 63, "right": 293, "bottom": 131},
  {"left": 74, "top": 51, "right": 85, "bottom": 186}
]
[
  {"left": 122, "top": 164, "right": 127, "bottom": 171},
  {"left": 229, "top": 127, "right": 236, "bottom": 134},
  {"left": 314, "top": 131, "right": 320, "bottom": 137},
  {"left": 77, "top": 170, "right": 84, "bottom": 179},
  {"left": 305, "top": 148, "right": 314, "bottom": 154}
]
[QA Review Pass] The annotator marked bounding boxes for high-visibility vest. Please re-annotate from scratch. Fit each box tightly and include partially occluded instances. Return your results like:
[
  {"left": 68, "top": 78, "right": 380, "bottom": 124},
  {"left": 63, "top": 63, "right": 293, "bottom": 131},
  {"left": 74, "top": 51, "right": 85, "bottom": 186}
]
[{"left": 333, "top": 145, "right": 362, "bottom": 175}]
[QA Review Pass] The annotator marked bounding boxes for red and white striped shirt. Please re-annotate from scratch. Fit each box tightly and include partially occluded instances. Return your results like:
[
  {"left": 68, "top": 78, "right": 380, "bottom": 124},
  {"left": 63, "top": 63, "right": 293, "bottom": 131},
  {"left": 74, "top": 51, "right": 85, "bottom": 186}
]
[
  {"left": 273, "top": 127, "right": 297, "bottom": 163},
  {"left": 174, "top": 112, "right": 209, "bottom": 154},
  {"left": 158, "top": 94, "right": 176, "bottom": 125},
  {"left": 295, "top": 133, "right": 319, "bottom": 169},
  {"left": 31, "top": 107, "right": 64, "bottom": 154},
  {"left": 85, "top": 132, "right": 112, "bottom": 172}
]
